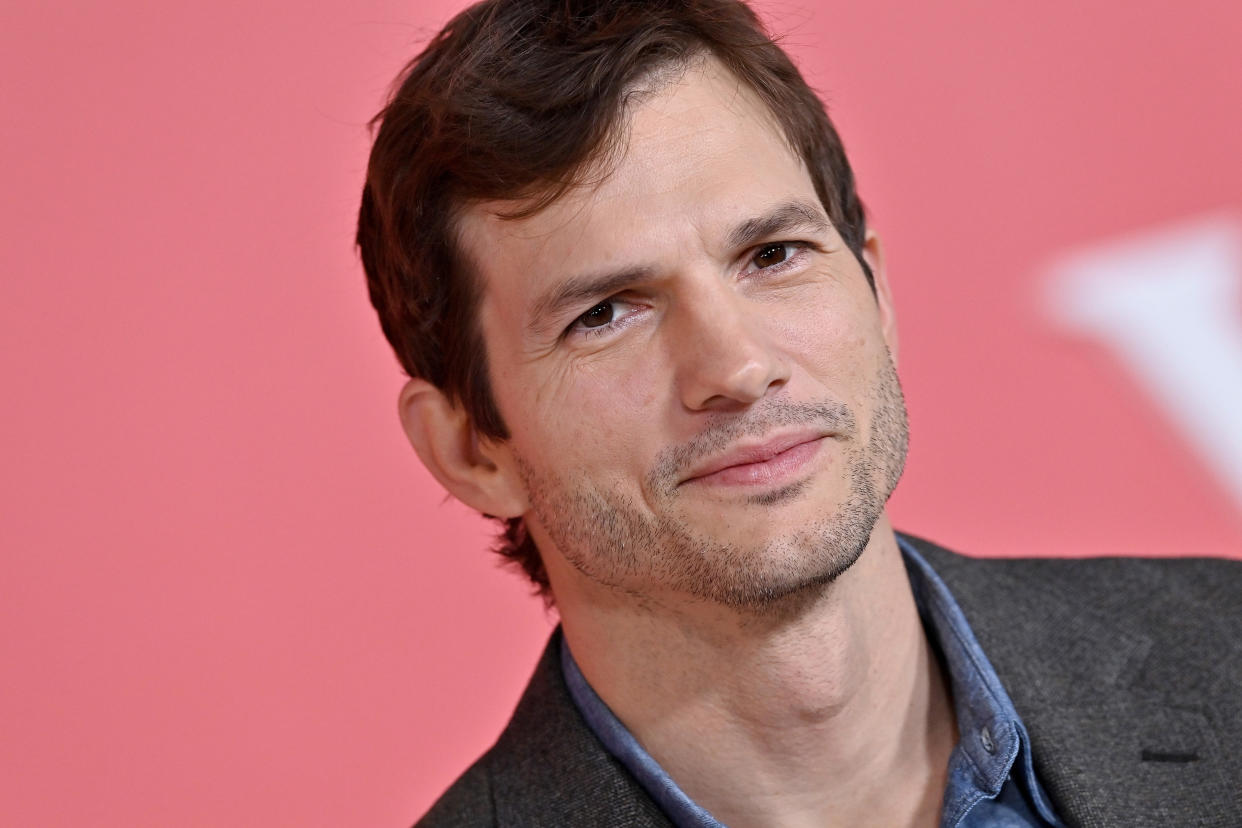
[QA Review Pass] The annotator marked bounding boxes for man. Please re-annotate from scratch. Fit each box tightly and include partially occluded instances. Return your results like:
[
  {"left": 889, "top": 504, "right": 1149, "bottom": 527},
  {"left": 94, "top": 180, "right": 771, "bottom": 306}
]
[{"left": 357, "top": 1, "right": 1242, "bottom": 825}]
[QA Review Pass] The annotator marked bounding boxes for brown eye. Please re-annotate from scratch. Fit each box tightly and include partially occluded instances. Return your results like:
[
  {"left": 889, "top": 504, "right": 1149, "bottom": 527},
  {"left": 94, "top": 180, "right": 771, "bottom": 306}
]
[
  {"left": 580, "top": 301, "right": 614, "bottom": 328},
  {"left": 752, "top": 243, "right": 790, "bottom": 269}
]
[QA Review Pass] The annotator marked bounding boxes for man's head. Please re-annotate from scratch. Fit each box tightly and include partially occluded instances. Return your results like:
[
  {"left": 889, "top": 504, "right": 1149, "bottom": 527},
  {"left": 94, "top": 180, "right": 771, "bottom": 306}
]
[{"left": 358, "top": 0, "right": 903, "bottom": 606}]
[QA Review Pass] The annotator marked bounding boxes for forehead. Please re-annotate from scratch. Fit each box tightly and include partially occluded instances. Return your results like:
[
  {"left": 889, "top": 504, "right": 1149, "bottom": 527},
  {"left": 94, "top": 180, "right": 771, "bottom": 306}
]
[{"left": 456, "top": 57, "right": 817, "bottom": 315}]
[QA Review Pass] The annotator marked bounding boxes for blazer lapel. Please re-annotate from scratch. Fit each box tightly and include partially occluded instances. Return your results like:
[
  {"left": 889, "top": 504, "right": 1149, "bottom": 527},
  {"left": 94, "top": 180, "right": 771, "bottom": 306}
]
[{"left": 486, "top": 630, "right": 673, "bottom": 828}]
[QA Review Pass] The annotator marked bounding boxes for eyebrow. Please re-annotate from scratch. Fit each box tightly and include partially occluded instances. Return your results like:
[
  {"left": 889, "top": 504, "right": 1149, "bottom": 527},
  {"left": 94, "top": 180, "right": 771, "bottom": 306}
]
[
  {"left": 527, "top": 198, "right": 832, "bottom": 335},
  {"left": 726, "top": 198, "right": 832, "bottom": 250},
  {"left": 528, "top": 265, "right": 655, "bottom": 337}
]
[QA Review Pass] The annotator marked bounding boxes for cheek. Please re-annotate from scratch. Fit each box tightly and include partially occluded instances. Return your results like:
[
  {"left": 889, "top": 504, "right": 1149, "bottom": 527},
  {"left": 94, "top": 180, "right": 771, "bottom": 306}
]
[
  {"left": 513, "top": 353, "right": 667, "bottom": 471},
  {"left": 771, "top": 297, "right": 875, "bottom": 383},
  {"left": 556, "top": 357, "right": 664, "bottom": 438}
]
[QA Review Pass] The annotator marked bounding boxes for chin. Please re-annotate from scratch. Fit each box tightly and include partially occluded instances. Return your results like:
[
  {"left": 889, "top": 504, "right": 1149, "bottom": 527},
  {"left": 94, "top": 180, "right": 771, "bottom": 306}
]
[{"left": 652, "top": 502, "right": 880, "bottom": 613}]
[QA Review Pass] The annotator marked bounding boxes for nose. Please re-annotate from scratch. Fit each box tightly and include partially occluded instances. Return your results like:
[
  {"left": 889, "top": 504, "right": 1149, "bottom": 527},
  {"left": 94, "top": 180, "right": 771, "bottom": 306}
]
[{"left": 670, "top": 280, "right": 790, "bottom": 412}]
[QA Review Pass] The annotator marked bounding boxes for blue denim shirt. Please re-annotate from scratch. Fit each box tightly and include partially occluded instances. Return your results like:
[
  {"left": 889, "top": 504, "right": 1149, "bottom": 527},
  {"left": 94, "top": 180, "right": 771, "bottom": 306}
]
[{"left": 560, "top": 537, "right": 1065, "bottom": 827}]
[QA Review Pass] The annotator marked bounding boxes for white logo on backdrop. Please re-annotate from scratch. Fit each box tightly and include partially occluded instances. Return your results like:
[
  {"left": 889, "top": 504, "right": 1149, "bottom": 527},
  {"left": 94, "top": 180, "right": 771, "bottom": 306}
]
[{"left": 1045, "top": 213, "right": 1242, "bottom": 509}]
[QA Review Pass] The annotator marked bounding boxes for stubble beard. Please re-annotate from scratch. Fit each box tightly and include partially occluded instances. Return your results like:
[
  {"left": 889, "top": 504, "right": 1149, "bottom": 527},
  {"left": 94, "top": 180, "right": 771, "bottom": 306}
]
[{"left": 517, "top": 348, "right": 909, "bottom": 613}]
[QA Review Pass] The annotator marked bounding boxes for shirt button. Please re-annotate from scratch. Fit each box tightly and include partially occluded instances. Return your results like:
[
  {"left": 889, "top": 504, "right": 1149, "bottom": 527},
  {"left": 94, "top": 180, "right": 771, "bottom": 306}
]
[{"left": 980, "top": 726, "right": 996, "bottom": 754}]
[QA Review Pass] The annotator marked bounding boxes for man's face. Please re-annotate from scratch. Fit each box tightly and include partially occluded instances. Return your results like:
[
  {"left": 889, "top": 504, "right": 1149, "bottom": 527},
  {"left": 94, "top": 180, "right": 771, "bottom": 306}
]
[{"left": 458, "top": 58, "right": 907, "bottom": 609}]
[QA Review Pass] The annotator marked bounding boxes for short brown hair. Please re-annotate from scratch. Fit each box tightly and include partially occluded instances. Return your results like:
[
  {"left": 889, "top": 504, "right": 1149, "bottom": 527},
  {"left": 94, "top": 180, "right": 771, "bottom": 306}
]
[{"left": 357, "top": 0, "right": 870, "bottom": 597}]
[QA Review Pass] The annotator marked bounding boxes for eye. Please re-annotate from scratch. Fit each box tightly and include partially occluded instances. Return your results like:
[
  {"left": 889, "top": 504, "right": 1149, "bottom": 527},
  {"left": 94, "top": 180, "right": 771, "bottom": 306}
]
[
  {"left": 565, "top": 296, "right": 644, "bottom": 340},
  {"left": 579, "top": 301, "right": 614, "bottom": 328},
  {"left": 751, "top": 242, "right": 794, "bottom": 269}
]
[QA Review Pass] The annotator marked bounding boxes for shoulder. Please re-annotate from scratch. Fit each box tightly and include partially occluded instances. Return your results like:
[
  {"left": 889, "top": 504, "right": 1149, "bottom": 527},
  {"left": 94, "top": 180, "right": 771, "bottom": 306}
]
[
  {"left": 898, "top": 530, "right": 1242, "bottom": 716},
  {"left": 898, "top": 533, "right": 1242, "bottom": 823},
  {"left": 899, "top": 531, "right": 1242, "bottom": 623},
  {"left": 415, "top": 759, "right": 494, "bottom": 828}
]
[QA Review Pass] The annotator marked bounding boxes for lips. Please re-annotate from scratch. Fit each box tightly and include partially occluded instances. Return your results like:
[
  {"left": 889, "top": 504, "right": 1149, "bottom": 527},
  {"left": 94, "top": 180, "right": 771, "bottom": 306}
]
[{"left": 680, "top": 430, "right": 829, "bottom": 488}]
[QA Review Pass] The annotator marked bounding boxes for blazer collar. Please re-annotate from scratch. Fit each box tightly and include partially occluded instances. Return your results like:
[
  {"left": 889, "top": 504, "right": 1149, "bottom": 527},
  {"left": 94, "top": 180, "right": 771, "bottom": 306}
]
[
  {"left": 486, "top": 628, "right": 672, "bottom": 827},
  {"left": 904, "top": 534, "right": 1241, "bottom": 826}
]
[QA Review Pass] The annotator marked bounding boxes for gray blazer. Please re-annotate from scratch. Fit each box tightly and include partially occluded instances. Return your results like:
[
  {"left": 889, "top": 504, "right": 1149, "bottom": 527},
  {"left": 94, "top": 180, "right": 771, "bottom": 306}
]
[{"left": 417, "top": 535, "right": 1242, "bottom": 827}]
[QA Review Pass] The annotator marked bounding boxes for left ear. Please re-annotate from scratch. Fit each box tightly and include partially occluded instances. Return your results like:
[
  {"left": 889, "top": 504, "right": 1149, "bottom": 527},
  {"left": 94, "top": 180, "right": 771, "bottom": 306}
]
[
  {"left": 862, "top": 230, "right": 898, "bottom": 364},
  {"left": 396, "top": 377, "right": 529, "bottom": 520}
]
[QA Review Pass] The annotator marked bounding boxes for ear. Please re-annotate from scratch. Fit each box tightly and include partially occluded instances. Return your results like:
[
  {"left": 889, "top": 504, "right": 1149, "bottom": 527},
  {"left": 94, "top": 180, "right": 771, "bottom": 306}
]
[
  {"left": 862, "top": 229, "right": 899, "bottom": 364},
  {"left": 397, "top": 378, "right": 528, "bottom": 519}
]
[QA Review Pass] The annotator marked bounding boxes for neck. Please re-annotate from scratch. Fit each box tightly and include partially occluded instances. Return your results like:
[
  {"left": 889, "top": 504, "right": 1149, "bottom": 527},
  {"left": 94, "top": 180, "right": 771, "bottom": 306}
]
[{"left": 555, "top": 518, "right": 957, "bottom": 828}]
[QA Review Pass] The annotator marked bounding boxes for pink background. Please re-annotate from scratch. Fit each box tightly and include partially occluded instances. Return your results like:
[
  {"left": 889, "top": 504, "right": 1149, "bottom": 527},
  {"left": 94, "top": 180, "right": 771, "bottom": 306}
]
[{"left": 3, "top": 1, "right": 1240, "bottom": 825}]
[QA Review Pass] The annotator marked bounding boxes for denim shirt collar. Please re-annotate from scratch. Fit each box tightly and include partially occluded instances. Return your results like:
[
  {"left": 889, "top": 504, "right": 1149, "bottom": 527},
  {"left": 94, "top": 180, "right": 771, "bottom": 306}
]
[{"left": 898, "top": 537, "right": 1062, "bottom": 826}]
